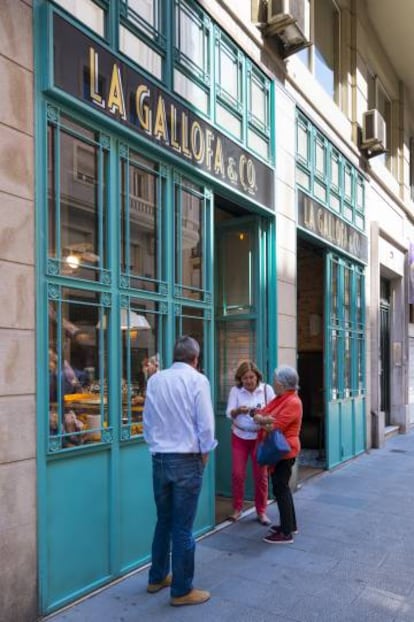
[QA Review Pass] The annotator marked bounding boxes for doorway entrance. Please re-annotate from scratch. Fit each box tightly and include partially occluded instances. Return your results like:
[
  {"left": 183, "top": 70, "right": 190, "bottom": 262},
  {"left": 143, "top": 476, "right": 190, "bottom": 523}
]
[
  {"left": 213, "top": 197, "right": 272, "bottom": 524},
  {"left": 297, "top": 239, "right": 326, "bottom": 480}
]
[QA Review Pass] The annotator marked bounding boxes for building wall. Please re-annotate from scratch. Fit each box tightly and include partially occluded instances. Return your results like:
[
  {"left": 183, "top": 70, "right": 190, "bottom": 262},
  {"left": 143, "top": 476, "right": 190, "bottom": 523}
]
[{"left": 0, "top": 2, "right": 37, "bottom": 621}]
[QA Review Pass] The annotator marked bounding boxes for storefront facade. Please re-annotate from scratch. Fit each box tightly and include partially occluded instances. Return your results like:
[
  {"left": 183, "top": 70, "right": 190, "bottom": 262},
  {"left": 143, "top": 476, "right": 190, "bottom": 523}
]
[
  {"left": 34, "top": 0, "right": 275, "bottom": 614},
  {"left": 295, "top": 111, "right": 367, "bottom": 469}
]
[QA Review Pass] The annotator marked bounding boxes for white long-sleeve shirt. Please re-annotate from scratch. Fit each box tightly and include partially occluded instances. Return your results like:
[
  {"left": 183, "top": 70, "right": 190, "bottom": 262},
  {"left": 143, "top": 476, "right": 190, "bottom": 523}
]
[
  {"left": 143, "top": 362, "right": 218, "bottom": 454},
  {"left": 226, "top": 382, "right": 275, "bottom": 440}
]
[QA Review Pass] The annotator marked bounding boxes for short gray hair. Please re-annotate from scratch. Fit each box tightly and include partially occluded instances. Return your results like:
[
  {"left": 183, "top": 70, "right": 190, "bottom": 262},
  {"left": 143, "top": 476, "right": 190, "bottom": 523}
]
[
  {"left": 173, "top": 335, "right": 200, "bottom": 363},
  {"left": 273, "top": 365, "right": 299, "bottom": 390}
]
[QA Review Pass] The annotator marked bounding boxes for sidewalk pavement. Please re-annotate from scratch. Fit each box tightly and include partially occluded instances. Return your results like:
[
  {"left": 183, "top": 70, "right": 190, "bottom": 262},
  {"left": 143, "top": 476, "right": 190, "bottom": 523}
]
[{"left": 48, "top": 431, "right": 414, "bottom": 622}]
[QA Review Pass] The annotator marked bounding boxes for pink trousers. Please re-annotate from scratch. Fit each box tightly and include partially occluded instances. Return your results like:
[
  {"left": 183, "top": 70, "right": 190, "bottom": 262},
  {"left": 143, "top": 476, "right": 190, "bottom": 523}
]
[{"left": 231, "top": 433, "right": 268, "bottom": 515}]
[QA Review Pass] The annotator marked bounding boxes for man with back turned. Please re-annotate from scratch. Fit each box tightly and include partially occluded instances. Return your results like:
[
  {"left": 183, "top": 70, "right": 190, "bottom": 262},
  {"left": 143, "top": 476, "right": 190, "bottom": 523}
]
[{"left": 143, "top": 335, "right": 217, "bottom": 606}]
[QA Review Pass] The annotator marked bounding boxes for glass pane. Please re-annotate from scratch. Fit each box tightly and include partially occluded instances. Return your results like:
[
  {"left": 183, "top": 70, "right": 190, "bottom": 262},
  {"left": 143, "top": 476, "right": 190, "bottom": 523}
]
[
  {"left": 344, "top": 267, "right": 350, "bottom": 325},
  {"left": 119, "top": 26, "right": 162, "bottom": 79},
  {"left": 48, "top": 122, "right": 107, "bottom": 281},
  {"left": 48, "top": 290, "right": 108, "bottom": 450},
  {"left": 176, "top": 183, "right": 204, "bottom": 299},
  {"left": 330, "top": 192, "right": 340, "bottom": 212},
  {"left": 217, "top": 320, "right": 256, "bottom": 403},
  {"left": 344, "top": 332, "right": 351, "bottom": 397},
  {"left": 297, "top": 122, "right": 309, "bottom": 162},
  {"left": 330, "top": 329, "right": 338, "bottom": 399},
  {"left": 128, "top": 0, "right": 155, "bottom": 28},
  {"left": 121, "top": 153, "right": 159, "bottom": 290},
  {"left": 314, "top": 0, "right": 339, "bottom": 100},
  {"left": 296, "top": 168, "right": 310, "bottom": 190},
  {"left": 358, "top": 336, "right": 364, "bottom": 394},
  {"left": 174, "top": 69, "right": 208, "bottom": 113},
  {"left": 315, "top": 138, "right": 325, "bottom": 176},
  {"left": 176, "top": 2, "right": 206, "bottom": 71},
  {"left": 250, "top": 77, "right": 267, "bottom": 126},
  {"left": 216, "top": 103, "right": 242, "bottom": 139},
  {"left": 54, "top": 0, "right": 105, "bottom": 36},
  {"left": 357, "top": 178, "right": 364, "bottom": 211},
  {"left": 218, "top": 228, "right": 253, "bottom": 314},
  {"left": 344, "top": 166, "right": 352, "bottom": 200},
  {"left": 121, "top": 300, "right": 160, "bottom": 437},
  {"left": 218, "top": 45, "right": 239, "bottom": 101},
  {"left": 331, "top": 261, "right": 338, "bottom": 320},
  {"left": 331, "top": 154, "right": 340, "bottom": 188},
  {"left": 179, "top": 307, "right": 205, "bottom": 372},
  {"left": 247, "top": 128, "right": 269, "bottom": 159},
  {"left": 314, "top": 180, "right": 326, "bottom": 202}
]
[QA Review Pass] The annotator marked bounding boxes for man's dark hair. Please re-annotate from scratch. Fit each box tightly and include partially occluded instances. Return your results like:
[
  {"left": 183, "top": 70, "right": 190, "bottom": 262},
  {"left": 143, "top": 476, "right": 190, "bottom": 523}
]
[{"left": 173, "top": 335, "right": 200, "bottom": 363}]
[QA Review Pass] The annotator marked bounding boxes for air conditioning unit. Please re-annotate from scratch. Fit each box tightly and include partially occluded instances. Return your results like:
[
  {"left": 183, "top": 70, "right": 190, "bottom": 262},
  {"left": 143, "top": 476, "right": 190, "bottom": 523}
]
[
  {"left": 361, "top": 109, "right": 387, "bottom": 155},
  {"left": 264, "top": 0, "right": 310, "bottom": 57}
]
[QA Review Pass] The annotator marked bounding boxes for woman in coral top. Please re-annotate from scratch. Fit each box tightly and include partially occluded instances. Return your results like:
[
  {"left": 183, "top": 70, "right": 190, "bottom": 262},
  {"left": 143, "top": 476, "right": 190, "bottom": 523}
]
[{"left": 254, "top": 365, "right": 303, "bottom": 544}]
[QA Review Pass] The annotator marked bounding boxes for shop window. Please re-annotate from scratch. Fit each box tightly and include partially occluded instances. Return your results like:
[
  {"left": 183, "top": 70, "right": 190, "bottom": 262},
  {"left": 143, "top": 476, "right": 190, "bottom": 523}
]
[
  {"left": 298, "top": 0, "right": 340, "bottom": 103},
  {"left": 120, "top": 150, "right": 164, "bottom": 292},
  {"left": 174, "top": 178, "right": 209, "bottom": 301},
  {"left": 47, "top": 114, "right": 110, "bottom": 283},
  {"left": 53, "top": 0, "right": 106, "bottom": 36},
  {"left": 48, "top": 288, "right": 110, "bottom": 452},
  {"left": 121, "top": 299, "right": 163, "bottom": 440},
  {"left": 173, "top": 0, "right": 210, "bottom": 114}
]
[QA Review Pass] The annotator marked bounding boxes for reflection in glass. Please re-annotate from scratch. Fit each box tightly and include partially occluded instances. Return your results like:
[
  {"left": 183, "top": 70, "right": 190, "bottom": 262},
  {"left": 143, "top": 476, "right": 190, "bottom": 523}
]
[
  {"left": 218, "top": 229, "right": 252, "bottom": 315},
  {"left": 331, "top": 330, "right": 338, "bottom": 399},
  {"left": 53, "top": 0, "right": 105, "bottom": 36},
  {"left": 176, "top": 182, "right": 204, "bottom": 299},
  {"left": 217, "top": 320, "right": 256, "bottom": 403},
  {"left": 178, "top": 307, "right": 205, "bottom": 372},
  {"left": 121, "top": 154, "right": 159, "bottom": 290},
  {"left": 176, "top": 1, "right": 207, "bottom": 71},
  {"left": 48, "top": 120, "right": 107, "bottom": 281},
  {"left": 48, "top": 289, "right": 108, "bottom": 449},
  {"left": 121, "top": 300, "right": 160, "bottom": 437}
]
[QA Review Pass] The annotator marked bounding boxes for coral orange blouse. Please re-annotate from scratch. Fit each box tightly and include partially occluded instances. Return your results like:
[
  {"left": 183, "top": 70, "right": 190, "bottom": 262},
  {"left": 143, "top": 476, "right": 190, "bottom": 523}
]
[{"left": 257, "top": 390, "right": 303, "bottom": 460}]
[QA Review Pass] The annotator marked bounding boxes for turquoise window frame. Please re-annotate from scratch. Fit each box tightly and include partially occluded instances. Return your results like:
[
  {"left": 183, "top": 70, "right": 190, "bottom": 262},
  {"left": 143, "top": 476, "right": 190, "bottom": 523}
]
[{"left": 296, "top": 110, "right": 365, "bottom": 232}]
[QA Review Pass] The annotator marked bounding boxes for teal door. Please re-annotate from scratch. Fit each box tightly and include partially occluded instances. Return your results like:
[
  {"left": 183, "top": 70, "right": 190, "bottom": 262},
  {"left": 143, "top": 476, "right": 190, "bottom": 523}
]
[
  {"left": 325, "top": 253, "right": 366, "bottom": 468},
  {"left": 214, "top": 210, "right": 273, "bottom": 500}
]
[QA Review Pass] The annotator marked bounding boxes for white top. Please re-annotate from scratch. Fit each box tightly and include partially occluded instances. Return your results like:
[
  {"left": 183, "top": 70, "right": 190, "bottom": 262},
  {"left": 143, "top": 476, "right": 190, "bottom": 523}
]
[
  {"left": 226, "top": 382, "right": 275, "bottom": 440},
  {"left": 143, "top": 362, "right": 218, "bottom": 454}
]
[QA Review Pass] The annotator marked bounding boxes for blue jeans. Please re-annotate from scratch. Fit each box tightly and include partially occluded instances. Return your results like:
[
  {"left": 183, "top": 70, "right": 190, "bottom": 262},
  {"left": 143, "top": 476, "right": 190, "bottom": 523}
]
[{"left": 149, "top": 453, "right": 205, "bottom": 597}]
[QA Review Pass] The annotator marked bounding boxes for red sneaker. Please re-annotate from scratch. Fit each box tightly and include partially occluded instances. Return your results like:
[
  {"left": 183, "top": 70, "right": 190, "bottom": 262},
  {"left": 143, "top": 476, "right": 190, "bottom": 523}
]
[{"left": 270, "top": 524, "right": 298, "bottom": 535}]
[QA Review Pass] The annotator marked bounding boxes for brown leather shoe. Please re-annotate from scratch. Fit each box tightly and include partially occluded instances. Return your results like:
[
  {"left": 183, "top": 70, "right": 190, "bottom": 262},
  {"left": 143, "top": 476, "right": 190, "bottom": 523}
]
[
  {"left": 147, "top": 574, "right": 172, "bottom": 593},
  {"left": 170, "top": 588, "right": 210, "bottom": 606}
]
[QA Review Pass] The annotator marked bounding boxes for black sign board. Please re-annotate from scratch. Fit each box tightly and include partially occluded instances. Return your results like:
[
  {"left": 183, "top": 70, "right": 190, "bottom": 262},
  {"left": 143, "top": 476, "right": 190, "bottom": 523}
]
[
  {"left": 297, "top": 191, "right": 368, "bottom": 263},
  {"left": 52, "top": 14, "right": 274, "bottom": 209}
]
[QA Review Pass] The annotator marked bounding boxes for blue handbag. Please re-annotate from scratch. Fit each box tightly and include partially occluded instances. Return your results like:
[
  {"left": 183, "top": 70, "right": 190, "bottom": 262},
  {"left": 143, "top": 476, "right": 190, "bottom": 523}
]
[{"left": 256, "top": 429, "right": 291, "bottom": 466}]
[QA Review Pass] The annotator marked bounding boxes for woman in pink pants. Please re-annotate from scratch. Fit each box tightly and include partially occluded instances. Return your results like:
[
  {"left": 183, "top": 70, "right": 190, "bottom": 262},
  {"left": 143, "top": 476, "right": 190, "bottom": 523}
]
[{"left": 226, "top": 360, "right": 275, "bottom": 525}]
